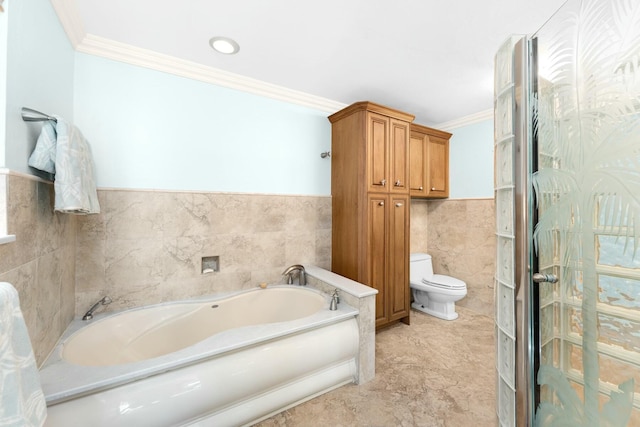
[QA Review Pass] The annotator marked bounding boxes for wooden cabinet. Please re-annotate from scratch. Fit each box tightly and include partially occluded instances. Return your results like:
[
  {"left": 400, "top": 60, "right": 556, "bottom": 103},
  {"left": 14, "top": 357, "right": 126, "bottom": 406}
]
[
  {"left": 329, "top": 102, "right": 413, "bottom": 329},
  {"left": 409, "top": 123, "right": 451, "bottom": 198}
]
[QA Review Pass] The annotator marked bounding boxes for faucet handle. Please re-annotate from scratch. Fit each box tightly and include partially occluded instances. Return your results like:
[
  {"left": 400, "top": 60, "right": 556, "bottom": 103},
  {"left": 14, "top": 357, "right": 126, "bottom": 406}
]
[{"left": 332, "top": 288, "right": 340, "bottom": 304}]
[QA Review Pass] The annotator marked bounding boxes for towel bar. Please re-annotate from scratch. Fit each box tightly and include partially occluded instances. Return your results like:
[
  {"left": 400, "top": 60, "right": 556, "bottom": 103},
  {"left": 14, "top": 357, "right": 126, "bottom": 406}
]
[{"left": 21, "top": 107, "right": 57, "bottom": 122}]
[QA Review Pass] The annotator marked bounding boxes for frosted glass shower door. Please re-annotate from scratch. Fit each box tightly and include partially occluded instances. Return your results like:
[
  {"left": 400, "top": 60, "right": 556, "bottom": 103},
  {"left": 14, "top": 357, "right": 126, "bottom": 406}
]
[
  {"left": 495, "top": 0, "right": 640, "bottom": 425},
  {"left": 532, "top": 0, "right": 640, "bottom": 426}
]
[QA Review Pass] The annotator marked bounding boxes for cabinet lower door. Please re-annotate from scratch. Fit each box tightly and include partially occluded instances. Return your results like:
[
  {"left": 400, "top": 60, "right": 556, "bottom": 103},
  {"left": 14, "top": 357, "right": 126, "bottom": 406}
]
[
  {"left": 388, "top": 195, "right": 410, "bottom": 323},
  {"left": 368, "top": 194, "right": 410, "bottom": 328},
  {"left": 368, "top": 195, "right": 388, "bottom": 326}
]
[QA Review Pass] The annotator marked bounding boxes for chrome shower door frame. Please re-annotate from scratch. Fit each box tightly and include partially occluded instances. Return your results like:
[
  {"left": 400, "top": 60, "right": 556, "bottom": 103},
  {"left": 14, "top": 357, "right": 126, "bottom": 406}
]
[{"left": 513, "top": 35, "right": 539, "bottom": 427}]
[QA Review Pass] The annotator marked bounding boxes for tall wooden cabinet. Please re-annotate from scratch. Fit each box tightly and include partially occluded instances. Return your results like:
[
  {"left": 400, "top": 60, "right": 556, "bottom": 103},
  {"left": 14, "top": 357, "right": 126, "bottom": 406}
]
[
  {"left": 329, "top": 102, "right": 414, "bottom": 328},
  {"left": 409, "top": 123, "right": 452, "bottom": 198}
]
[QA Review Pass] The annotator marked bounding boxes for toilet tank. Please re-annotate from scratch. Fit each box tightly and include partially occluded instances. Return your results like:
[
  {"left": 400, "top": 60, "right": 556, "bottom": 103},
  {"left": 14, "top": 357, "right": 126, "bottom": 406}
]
[{"left": 409, "top": 253, "right": 434, "bottom": 283}]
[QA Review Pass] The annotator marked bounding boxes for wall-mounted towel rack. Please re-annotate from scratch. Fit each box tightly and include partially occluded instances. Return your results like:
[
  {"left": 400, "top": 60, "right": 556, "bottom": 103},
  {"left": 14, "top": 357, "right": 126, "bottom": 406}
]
[{"left": 21, "top": 107, "right": 57, "bottom": 122}]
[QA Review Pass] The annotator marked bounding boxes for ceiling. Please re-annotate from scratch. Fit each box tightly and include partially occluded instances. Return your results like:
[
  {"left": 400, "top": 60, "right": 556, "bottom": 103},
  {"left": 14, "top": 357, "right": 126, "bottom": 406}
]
[{"left": 66, "top": 0, "right": 566, "bottom": 126}]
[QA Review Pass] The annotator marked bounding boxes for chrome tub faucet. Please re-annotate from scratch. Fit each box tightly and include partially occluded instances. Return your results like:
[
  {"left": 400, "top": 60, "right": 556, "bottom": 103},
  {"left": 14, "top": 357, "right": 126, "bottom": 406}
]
[
  {"left": 329, "top": 289, "right": 340, "bottom": 311},
  {"left": 82, "top": 296, "right": 112, "bottom": 320},
  {"left": 281, "top": 264, "right": 306, "bottom": 286}
]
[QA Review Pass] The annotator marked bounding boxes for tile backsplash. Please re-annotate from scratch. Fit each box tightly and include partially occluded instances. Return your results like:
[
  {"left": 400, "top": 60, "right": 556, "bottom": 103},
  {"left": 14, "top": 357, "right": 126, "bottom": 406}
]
[{"left": 75, "top": 189, "right": 332, "bottom": 315}]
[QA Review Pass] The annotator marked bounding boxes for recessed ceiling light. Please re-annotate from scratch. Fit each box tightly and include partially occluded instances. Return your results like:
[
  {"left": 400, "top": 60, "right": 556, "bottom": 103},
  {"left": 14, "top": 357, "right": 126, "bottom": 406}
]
[{"left": 209, "top": 36, "right": 240, "bottom": 55}]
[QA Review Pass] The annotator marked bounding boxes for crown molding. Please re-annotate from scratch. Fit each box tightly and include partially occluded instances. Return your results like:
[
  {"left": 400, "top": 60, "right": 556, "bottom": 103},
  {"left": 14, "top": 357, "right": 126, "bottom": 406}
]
[
  {"left": 50, "top": 0, "right": 86, "bottom": 48},
  {"left": 434, "top": 108, "right": 494, "bottom": 131},
  {"left": 75, "top": 35, "right": 347, "bottom": 113},
  {"left": 49, "top": 1, "right": 490, "bottom": 124},
  {"left": 50, "top": 1, "right": 346, "bottom": 113}
]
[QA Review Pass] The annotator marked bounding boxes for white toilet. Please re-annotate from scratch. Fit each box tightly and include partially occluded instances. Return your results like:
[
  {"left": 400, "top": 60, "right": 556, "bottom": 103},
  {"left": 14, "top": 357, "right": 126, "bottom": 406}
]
[{"left": 409, "top": 253, "right": 467, "bottom": 320}]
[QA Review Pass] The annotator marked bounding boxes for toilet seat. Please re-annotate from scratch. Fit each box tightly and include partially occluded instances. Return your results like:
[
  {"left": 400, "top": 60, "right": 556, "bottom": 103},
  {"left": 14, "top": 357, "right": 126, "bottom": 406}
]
[{"left": 422, "top": 274, "right": 466, "bottom": 290}]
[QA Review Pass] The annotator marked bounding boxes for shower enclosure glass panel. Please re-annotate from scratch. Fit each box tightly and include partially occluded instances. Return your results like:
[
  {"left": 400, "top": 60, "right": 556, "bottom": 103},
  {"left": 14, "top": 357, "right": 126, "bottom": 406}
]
[
  {"left": 532, "top": 0, "right": 640, "bottom": 425},
  {"left": 495, "top": 0, "right": 640, "bottom": 425},
  {"left": 494, "top": 35, "right": 519, "bottom": 427}
]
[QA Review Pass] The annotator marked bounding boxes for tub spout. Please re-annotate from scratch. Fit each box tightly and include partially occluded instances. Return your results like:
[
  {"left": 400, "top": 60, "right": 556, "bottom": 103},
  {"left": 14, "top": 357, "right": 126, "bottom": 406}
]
[
  {"left": 281, "top": 264, "right": 306, "bottom": 286},
  {"left": 82, "top": 296, "right": 112, "bottom": 320}
]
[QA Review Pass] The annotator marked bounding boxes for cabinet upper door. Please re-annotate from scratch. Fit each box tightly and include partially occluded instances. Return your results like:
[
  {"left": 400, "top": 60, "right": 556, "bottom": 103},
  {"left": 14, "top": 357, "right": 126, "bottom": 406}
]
[
  {"left": 366, "top": 112, "right": 389, "bottom": 192},
  {"left": 427, "top": 135, "right": 449, "bottom": 198},
  {"left": 409, "top": 123, "right": 451, "bottom": 199},
  {"left": 366, "top": 112, "right": 410, "bottom": 194},
  {"left": 389, "top": 119, "right": 410, "bottom": 194},
  {"left": 409, "top": 131, "right": 427, "bottom": 197}
]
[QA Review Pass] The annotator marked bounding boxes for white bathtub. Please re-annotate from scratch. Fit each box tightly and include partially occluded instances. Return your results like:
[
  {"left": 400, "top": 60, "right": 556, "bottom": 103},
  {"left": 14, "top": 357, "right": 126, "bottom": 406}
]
[{"left": 40, "top": 286, "right": 360, "bottom": 427}]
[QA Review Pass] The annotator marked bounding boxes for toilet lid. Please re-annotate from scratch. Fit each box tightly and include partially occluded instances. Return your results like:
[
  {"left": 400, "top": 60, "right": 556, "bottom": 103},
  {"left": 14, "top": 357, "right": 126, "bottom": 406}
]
[{"left": 422, "top": 274, "right": 466, "bottom": 290}]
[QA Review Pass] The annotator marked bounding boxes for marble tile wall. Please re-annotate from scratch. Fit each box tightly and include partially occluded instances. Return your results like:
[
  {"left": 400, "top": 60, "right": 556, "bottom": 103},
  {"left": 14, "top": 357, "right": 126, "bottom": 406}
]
[
  {"left": 75, "top": 189, "right": 332, "bottom": 316},
  {"left": 410, "top": 198, "right": 496, "bottom": 317},
  {"left": 0, "top": 172, "right": 77, "bottom": 365},
  {"left": 0, "top": 169, "right": 492, "bottom": 367},
  {"left": 410, "top": 200, "right": 429, "bottom": 253}
]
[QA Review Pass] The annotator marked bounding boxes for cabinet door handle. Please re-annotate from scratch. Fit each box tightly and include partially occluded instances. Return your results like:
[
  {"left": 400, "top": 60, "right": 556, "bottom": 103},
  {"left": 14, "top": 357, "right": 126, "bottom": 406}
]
[
  {"left": 378, "top": 201, "right": 385, "bottom": 206},
  {"left": 533, "top": 273, "right": 558, "bottom": 283},
  {"left": 395, "top": 202, "right": 403, "bottom": 207},
  {"left": 410, "top": 186, "right": 424, "bottom": 191},
  {"left": 380, "top": 179, "right": 386, "bottom": 186},
  {"left": 431, "top": 187, "right": 436, "bottom": 191},
  {"left": 394, "top": 180, "right": 402, "bottom": 186}
]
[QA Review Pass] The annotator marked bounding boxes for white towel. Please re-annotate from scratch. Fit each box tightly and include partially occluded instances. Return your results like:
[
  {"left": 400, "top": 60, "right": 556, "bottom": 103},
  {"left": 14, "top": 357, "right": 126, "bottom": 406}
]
[
  {"left": 28, "top": 116, "right": 100, "bottom": 214},
  {"left": 0, "top": 282, "right": 47, "bottom": 427},
  {"left": 27, "top": 121, "right": 56, "bottom": 175}
]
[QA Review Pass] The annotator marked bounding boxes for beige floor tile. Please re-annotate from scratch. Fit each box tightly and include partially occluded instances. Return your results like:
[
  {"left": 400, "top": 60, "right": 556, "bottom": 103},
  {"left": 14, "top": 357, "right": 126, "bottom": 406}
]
[{"left": 255, "top": 306, "right": 497, "bottom": 427}]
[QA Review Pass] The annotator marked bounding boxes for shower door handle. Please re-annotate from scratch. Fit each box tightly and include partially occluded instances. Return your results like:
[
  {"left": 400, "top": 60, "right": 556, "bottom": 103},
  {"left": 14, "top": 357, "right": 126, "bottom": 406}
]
[{"left": 532, "top": 273, "right": 558, "bottom": 283}]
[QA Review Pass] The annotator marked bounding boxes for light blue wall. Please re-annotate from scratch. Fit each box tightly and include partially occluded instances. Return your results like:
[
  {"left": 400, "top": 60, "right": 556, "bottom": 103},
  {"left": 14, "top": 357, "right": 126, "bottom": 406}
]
[
  {"left": 448, "top": 119, "right": 494, "bottom": 199},
  {"left": 3, "top": 0, "right": 74, "bottom": 172},
  {"left": 2, "top": 0, "right": 492, "bottom": 198},
  {"left": 73, "top": 54, "right": 332, "bottom": 195},
  {"left": 73, "top": 48, "right": 495, "bottom": 198}
]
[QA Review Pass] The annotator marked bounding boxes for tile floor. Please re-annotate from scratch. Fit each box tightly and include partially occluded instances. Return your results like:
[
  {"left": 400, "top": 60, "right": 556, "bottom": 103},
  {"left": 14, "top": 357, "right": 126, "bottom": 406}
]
[{"left": 255, "top": 306, "right": 497, "bottom": 426}]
